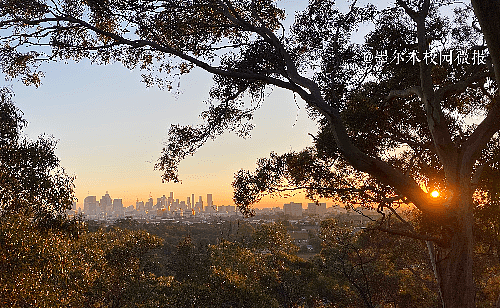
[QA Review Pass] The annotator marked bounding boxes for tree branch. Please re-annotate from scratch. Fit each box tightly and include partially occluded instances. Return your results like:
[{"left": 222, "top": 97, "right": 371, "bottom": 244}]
[
  {"left": 434, "top": 67, "right": 492, "bottom": 102},
  {"left": 412, "top": 0, "right": 457, "bottom": 181},
  {"left": 461, "top": 95, "right": 500, "bottom": 178},
  {"left": 372, "top": 225, "right": 448, "bottom": 247},
  {"left": 385, "top": 86, "right": 423, "bottom": 101}
]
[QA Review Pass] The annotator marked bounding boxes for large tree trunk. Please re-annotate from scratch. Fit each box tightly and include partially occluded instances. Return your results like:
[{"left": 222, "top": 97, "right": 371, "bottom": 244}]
[{"left": 430, "top": 187, "right": 475, "bottom": 307}]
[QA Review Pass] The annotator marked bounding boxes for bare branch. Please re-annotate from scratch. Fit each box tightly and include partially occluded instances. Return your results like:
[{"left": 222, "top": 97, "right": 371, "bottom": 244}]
[
  {"left": 461, "top": 95, "right": 500, "bottom": 177},
  {"left": 435, "top": 67, "right": 492, "bottom": 102},
  {"left": 396, "top": 0, "right": 418, "bottom": 21},
  {"left": 385, "top": 86, "right": 423, "bottom": 101},
  {"left": 372, "top": 225, "right": 448, "bottom": 247}
]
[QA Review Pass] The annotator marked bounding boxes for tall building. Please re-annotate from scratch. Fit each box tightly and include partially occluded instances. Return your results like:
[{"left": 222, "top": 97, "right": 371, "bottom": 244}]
[
  {"left": 170, "top": 198, "right": 180, "bottom": 211},
  {"left": 191, "top": 194, "right": 195, "bottom": 209},
  {"left": 187, "top": 197, "right": 191, "bottom": 209},
  {"left": 113, "top": 198, "right": 124, "bottom": 214},
  {"left": 284, "top": 202, "right": 302, "bottom": 217},
  {"left": 219, "top": 205, "right": 236, "bottom": 213},
  {"left": 84, "top": 196, "right": 99, "bottom": 215},
  {"left": 205, "top": 203, "right": 216, "bottom": 213},
  {"left": 168, "top": 192, "right": 174, "bottom": 209},
  {"left": 207, "top": 194, "right": 213, "bottom": 207},
  {"left": 180, "top": 200, "right": 186, "bottom": 210},
  {"left": 100, "top": 191, "right": 112, "bottom": 214},
  {"left": 157, "top": 195, "right": 167, "bottom": 209},
  {"left": 195, "top": 195, "right": 203, "bottom": 211},
  {"left": 136, "top": 200, "right": 145, "bottom": 212},
  {"left": 307, "top": 203, "right": 327, "bottom": 216},
  {"left": 145, "top": 198, "right": 153, "bottom": 211}
]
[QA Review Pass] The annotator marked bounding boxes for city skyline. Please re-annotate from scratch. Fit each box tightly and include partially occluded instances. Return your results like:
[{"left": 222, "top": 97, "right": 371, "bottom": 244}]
[
  {"left": 79, "top": 189, "right": 334, "bottom": 215},
  {"left": 78, "top": 188, "right": 336, "bottom": 221},
  {"left": 76, "top": 188, "right": 322, "bottom": 210}
]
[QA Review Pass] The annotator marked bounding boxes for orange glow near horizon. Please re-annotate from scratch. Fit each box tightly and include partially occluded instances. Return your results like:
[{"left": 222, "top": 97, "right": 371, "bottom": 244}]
[
  {"left": 74, "top": 185, "right": 326, "bottom": 210},
  {"left": 431, "top": 190, "right": 440, "bottom": 198}
]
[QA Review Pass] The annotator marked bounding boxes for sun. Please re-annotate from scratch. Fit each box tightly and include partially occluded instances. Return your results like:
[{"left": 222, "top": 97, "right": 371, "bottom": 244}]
[{"left": 431, "top": 190, "right": 440, "bottom": 198}]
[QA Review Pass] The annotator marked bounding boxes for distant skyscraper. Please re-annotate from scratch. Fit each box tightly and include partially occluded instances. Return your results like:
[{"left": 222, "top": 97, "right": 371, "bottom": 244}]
[
  {"left": 145, "top": 198, "right": 153, "bottom": 211},
  {"left": 195, "top": 195, "right": 203, "bottom": 211},
  {"left": 192, "top": 194, "right": 195, "bottom": 208},
  {"left": 113, "top": 198, "right": 122, "bottom": 208},
  {"left": 207, "top": 194, "right": 213, "bottom": 208},
  {"left": 100, "top": 191, "right": 112, "bottom": 214},
  {"left": 136, "top": 200, "right": 145, "bottom": 212},
  {"left": 284, "top": 202, "right": 302, "bottom": 217},
  {"left": 113, "top": 198, "right": 124, "bottom": 215},
  {"left": 205, "top": 203, "right": 216, "bottom": 213},
  {"left": 168, "top": 192, "right": 174, "bottom": 208},
  {"left": 308, "top": 203, "right": 326, "bottom": 216},
  {"left": 157, "top": 195, "right": 167, "bottom": 209},
  {"left": 170, "top": 198, "right": 180, "bottom": 211},
  {"left": 113, "top": 199, "right": 125, "bottom": 217},
  {"left": 84, "top": 196, "right": 98, "bottom": 215},
  {"left": 187, "top": 197, "right": 191, "bottom": 208}
]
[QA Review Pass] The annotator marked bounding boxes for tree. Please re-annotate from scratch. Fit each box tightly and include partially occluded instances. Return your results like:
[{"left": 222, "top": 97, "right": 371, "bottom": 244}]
[
  {"left": 2, "top": 0, "right": 500, "bottom": 306},
  {"left": 319, "top": 219, "right": 439, "bottom": 307},
  {"left": 0, "top": 89, "right": 164, "bottom": 307},
  {"left": 0, "top": 87, "right": 76, "bottom": 229},
  {"left": 0, "top": 215, "right": 163, "bottom": 307},
  {"left": 251, "top": 222, "right": 297, "bottom": 255}
]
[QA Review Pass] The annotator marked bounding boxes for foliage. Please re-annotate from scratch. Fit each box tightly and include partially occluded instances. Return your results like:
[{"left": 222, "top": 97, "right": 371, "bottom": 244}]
[
  {"left": 0, "top": 213, "right": 162, "bottom": 307},
  {"left": 96, "top": 220, "right": 440, "bottom": 308},
  {"left": 0, "top": 87, "right": 76, "bottom": 230},
  {"left": 0, "top": 95, "right": 163, "bottom": 307},
  {"left": 319, "top": 219, "right": 439, "bottom": 308},
  {"left": 0, "top": 210, "right": 446, "bottom": 308},
  {"left": 250, "top": 222, "right": 297, "bottom": 254}
]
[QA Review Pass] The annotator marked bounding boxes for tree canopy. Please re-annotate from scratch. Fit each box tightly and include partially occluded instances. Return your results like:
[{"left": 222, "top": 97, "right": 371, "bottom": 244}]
[{"left": 0, "top": 87, "right": 76, "bottom": 229}]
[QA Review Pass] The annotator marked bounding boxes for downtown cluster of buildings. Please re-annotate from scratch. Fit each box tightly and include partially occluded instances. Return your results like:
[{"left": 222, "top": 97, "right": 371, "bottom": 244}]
[
  {"left": 82, "top": 191, "right": 229, "bottom": 220},
  {"left": 79, "top": 191, "right": 332, "bottom": 221},
  {"left": 77, "top": 191, "right": 382, "bottom": 225}
]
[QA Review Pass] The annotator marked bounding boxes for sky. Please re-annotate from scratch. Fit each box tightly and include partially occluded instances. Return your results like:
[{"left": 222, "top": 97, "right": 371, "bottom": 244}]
[{"left": 2, "top": 0, "right": 382, "bottom": 209}]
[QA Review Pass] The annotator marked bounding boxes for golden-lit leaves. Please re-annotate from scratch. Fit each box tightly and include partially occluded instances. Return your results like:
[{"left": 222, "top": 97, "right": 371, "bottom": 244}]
[
  {"left": 0, "top": 213, "right": 162, "bottom": 307},
  {"left": 178, "top": 61, "right": 193, "bottom": 75},
  {"left": 2, "top": 52, "right": 43, "bottom": 87},
  {"left": 21, "top": 71, "right": 43, "bottom": 87},
  {"left": 206, "top": 223, "right": 313, "bottom": 307},
  {"left": 93, "top": 17, "right": 118, "bottom": 44},
  {"left": 251, "top": 223, "right": 298, "bottom": 255}
]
